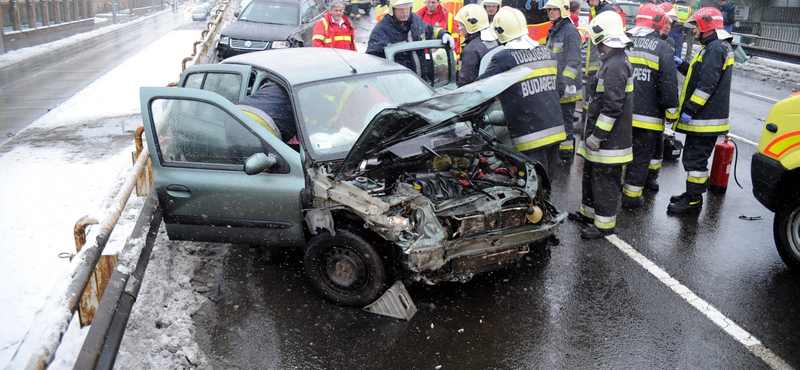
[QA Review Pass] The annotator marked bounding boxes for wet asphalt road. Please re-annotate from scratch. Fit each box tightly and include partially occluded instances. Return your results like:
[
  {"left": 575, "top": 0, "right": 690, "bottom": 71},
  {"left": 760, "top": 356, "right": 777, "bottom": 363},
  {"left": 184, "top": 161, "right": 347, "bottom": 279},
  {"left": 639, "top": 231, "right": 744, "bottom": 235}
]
[{"left": 4, "top": 10, "right": 800, "bottom": 369}]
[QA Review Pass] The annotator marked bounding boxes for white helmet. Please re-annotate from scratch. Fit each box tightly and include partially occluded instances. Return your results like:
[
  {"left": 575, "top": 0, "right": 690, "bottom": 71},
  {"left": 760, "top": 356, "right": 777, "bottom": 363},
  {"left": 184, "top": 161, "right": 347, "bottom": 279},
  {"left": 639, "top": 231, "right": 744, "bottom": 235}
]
[
  {"left": 482, "top": 0, "right": 501, "bottom": 6},
  {"left": 543, "top": 0, "right": 570, "bottom": 19},
  {"left": 588, "top": 11, "right": 631, "bottom": 48},
  {"left": 492, "top": 7, "right": 528, "bottom": 44},
  {"left": 388, "top": 0, "right": 414, "bottom": 16},
  {"left": 456, "top": 4, "right": 492, "bottom": 34}
]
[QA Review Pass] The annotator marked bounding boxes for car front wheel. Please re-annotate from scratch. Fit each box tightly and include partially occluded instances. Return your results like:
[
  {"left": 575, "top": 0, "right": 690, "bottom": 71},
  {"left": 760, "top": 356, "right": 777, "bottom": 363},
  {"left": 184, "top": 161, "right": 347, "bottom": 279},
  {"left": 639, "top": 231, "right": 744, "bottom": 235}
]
[
  {"left": 775, "top": 197, "right": 800, "bottom": 269},
  {"left": 304, "top": 228, "right": 388, "bottom": 306}
]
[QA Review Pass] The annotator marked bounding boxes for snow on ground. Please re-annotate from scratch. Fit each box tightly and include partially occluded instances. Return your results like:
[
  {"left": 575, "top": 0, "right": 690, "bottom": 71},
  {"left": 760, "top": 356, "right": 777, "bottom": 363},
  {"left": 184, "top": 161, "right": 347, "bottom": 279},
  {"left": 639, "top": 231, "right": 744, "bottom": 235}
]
[{"left": 1, "top": 18, "right": 800, "bottom": 370}]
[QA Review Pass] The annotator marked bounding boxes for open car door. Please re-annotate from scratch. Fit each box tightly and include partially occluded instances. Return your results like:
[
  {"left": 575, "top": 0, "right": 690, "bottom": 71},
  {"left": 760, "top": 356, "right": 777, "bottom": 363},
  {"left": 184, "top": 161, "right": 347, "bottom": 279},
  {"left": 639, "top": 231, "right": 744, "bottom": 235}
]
[
  {"left": 178, "top": 64, "right": 254, "bottom": 103},
  {"left": 139, "top": 87, "right": 306, "bottom": 247},
  {"left": 384, "top": 39, "right": 458, "bottom": 94}
]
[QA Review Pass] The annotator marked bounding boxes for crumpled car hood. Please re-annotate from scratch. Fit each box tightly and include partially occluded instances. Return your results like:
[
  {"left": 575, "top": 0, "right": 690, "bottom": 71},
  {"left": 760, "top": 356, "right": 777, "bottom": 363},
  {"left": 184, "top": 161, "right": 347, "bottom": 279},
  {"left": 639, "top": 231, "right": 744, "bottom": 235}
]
[
  {"left": 221, "top": 20, "right": 299, "bottom": 41},
  {"left": 334, "top": 65, "right": 534, "bottom": 180}
]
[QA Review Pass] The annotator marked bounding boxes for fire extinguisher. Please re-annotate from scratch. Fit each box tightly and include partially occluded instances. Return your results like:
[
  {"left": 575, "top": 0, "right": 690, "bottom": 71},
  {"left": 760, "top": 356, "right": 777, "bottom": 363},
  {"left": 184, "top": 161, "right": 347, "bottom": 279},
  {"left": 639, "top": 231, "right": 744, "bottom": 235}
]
[{"left": 710, "top": 134, "right": 735, "bottom": 194}]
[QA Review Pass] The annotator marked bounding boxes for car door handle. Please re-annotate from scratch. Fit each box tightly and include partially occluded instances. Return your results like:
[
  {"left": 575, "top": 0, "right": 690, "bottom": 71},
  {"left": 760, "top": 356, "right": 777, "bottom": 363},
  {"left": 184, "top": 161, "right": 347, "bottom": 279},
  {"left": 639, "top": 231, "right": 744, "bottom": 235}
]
[{"left": 165, "top": 184, "right": 192, "bottom": 198}]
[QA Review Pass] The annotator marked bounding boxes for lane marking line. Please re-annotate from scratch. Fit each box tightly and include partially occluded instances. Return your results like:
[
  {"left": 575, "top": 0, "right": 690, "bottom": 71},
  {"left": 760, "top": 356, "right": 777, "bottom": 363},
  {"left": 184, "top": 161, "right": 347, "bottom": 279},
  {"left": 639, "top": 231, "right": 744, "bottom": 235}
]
[
  {"left": 733, "top": 90, "right": 780, "bottom": 104},
  {"left": 605, "top": 234, "right": 794, "bottom": 370}
]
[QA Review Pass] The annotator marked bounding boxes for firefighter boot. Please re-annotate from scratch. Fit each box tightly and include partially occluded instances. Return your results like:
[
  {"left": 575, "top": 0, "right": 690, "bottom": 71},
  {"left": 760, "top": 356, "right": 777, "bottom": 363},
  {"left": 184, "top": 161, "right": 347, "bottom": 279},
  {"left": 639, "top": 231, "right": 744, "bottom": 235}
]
[
  {"left": 580, "top": 225, "right": 614, "bottom": 239},
  {"left": 668, "top": 194, "right": 703, "bottom": 213},
  {"left": 568, "top": 212, "right": 593, "bottom": 225},
  {"left": 645, "top": 170, "right": 659, "bottom": 191},
  {"left": 621, "top": 194, "right": 644, "bottom": 209}
]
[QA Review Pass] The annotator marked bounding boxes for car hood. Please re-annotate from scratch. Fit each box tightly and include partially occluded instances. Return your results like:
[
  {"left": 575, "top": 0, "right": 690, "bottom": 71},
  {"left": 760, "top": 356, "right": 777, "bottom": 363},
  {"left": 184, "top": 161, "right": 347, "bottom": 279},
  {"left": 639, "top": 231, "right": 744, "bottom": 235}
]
[
  {"left": 221, "top": 20, "right": 299, "bottom": 41},
  {"left": 334, "top": 65, "right": 534, "bottom": 180}
]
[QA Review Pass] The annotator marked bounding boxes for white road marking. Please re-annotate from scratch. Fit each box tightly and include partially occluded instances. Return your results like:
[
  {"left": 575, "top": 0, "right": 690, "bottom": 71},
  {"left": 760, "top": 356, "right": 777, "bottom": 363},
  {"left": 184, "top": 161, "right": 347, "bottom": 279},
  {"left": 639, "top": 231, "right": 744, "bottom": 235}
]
[
  {"left": 734, "top": 90, "right": 780, "bottom": 104},
  {"left": 605, "top": 234, "right": 795, "bottom": 370}
]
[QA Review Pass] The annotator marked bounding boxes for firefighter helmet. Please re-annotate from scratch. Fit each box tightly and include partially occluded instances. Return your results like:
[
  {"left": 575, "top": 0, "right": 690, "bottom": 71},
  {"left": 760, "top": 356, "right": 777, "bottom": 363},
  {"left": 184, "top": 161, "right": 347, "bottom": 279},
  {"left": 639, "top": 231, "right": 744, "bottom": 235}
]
[
  {"left": 491, "top": 7, "right": 527, "bottom": 44},
  {"left": 658, "top": 3, "right": 679, "bottom": 23},
  {"left": 543, "top": 0, "right": 570, "bottom": 19},
  {"left": 684, "top": 7, "right": 724, "bottom": 32},
  {"left": 588, "top": 10, "right": 631, "bottom": 48},
  {"left": 388, "top": 0, "right": 414, "bottom": 16},
  {"left": 456, "top": 4, "right": 491, "bottom": 34},
  {"left": 482, "top": 0, "right": 501, "bottom": 7},
  {"left": 635, "top": 3, "right": 667, "bottom": 31}
]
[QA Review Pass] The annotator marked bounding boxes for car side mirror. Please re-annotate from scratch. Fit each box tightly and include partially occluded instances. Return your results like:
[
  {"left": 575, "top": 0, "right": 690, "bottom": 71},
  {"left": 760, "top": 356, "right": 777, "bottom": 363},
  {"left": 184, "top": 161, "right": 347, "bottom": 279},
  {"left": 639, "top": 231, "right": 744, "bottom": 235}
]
[
  {"left": 234, "top": 11, "right": 240, "bottom": 17},
  {"left": 244, "top": 153, "right": 277, "bottom": 175}
]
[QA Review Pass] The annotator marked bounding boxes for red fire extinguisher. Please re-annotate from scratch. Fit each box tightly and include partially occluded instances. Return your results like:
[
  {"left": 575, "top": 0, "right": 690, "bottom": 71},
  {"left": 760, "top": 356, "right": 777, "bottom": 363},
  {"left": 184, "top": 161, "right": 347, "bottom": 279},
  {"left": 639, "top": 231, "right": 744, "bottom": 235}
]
[{"left": 710, "top": 135, "right": 735, "bottom": 194}]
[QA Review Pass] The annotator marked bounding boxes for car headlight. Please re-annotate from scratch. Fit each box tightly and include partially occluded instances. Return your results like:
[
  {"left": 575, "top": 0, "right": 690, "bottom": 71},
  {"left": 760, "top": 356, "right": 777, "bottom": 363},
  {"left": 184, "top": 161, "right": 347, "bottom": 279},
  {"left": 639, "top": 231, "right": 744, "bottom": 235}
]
[
  {"left": 272, "top": 41, "right": 290, "bottom": 49},
  {"left": 219, "top": 36, "right": 229, "bottom": 45}
]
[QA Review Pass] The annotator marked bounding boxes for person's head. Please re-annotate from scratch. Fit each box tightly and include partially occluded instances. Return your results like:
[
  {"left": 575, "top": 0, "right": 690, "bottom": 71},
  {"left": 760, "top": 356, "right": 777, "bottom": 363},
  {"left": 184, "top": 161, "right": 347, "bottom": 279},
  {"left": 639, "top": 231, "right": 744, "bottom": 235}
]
[
  {"left": 328, "top": 0, "right": 345, "bottom": 21},
  {"left": 658, "top": 2, "right": 678, "bottom": 34},
  {"left": 425, "top": 0, "right": 440, "bottom": 13},
  {"left": 482, "top": 0, "right": 501, "bottom": 17},
  {"left": 717, "top": 0, "right": 727, "bottom": 5},
  {"left": 389, "top": 0, "right": 415, "bottom": 21},
  {"left": 491, "top": 7, "right": 528, "bottom": 44},
  {"left": 586, "top": 0, "right": 601, "bottom": 9},
  {"left": 588, "top": 10, "right": 631, "bottom": 49},
  {"left": 569, "top": 0, "right": 580, "bottom": 13},
  {"left": 455, "top": 4, "right": 491, "bottom": 35},
  {"left": 684, "top": 7, "right": 727, "bottom": 39},
  {"left": 635, "top": 3, "right": 667, "bottom": 31},
  {"left": 544, "top": 0, "right": 570, "bottom": 22}
]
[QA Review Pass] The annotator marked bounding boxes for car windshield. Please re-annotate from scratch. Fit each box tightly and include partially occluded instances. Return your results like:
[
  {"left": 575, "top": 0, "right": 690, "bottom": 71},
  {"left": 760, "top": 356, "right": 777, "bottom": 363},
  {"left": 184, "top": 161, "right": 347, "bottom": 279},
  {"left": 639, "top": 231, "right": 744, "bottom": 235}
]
[
  {"left": 239, "top": 2, "right": 299, "bottom": 26},
  {"left": 296, "top": 72, "right": 435, "bottom": 162}
]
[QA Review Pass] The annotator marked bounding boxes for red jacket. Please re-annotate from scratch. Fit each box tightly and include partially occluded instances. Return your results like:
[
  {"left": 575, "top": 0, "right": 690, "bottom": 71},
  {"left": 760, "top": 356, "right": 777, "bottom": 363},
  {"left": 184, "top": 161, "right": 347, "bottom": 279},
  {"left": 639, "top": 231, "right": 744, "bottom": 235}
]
[
  {"left": 570, "top": 11, "right": 578, "bottom": 27},
  {"left": 416, "top": 6, "right": 460, "bottom": 56},
  {"left": 312, "top": 12, "right": 356, "bottom": 51}
]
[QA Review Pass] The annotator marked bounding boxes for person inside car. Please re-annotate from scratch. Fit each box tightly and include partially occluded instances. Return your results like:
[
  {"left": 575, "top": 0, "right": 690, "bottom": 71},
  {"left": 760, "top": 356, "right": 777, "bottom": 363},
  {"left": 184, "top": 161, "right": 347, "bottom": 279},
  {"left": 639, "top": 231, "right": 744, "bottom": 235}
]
[{"left": 236, "top": 82, "right": 300, "bottom": 149}]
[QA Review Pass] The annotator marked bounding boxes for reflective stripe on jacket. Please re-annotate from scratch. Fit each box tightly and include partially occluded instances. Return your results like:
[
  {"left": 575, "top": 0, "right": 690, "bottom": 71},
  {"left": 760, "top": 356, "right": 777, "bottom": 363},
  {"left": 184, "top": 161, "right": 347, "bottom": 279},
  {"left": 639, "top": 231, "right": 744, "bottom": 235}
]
[
  {"left": 546, "top": 18, "right": 583, "bottom": 103},
  {"left": 675, "top": 33, "right": 734, "bottom": 136},
  {"left": 312, "top": 12, "right": 356, "bottom": 51},
  {"left": 626, "top": 28, "right": 679, "bottom": 131},
  {"left": 578, "top": 48, "right": 634, "bottom": 164}
]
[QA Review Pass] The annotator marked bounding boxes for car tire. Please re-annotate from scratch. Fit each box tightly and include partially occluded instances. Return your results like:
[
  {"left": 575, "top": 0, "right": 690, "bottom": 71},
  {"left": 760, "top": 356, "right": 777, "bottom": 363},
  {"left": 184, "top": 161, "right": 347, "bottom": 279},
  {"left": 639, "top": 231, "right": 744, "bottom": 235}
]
[
  {"left": 304, "top": 228, "right": 388, "bottom": 306},
  {"left": 774, "top": 197, "right": 800, "bottom": 269}
]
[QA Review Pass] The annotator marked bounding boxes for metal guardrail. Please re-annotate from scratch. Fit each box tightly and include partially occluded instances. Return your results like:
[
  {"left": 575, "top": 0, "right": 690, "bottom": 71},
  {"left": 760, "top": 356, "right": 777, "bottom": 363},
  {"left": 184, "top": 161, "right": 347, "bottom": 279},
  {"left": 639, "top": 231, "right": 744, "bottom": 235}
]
[
  {"left": 732, "top": 24, "right": 800, "bottom": 63},
  {"left": 5, "top": 2, "right": 236, "bottom": 368}
]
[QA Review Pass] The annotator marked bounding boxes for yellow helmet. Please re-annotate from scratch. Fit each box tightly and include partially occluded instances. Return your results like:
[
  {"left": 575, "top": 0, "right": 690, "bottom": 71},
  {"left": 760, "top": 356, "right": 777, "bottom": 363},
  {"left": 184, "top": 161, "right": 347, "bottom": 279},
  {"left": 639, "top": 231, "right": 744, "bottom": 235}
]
[
  {"left": 456, "top": 4, "right": 491, "bottom": 34},
  {"left": 388, "top": 0, "right": 414, "bottom": 16},
  {"left": 491, "top": 7, "right": 527, "bottom": 44},
  {"left": 482, "top": 0, "right": 501, "bottom": 6},
  {"left": 588, "top": 10, "right": 631, "bottom": 48},
  {"left": 543, "top": 0, "right": 570, "bottom": 19}
]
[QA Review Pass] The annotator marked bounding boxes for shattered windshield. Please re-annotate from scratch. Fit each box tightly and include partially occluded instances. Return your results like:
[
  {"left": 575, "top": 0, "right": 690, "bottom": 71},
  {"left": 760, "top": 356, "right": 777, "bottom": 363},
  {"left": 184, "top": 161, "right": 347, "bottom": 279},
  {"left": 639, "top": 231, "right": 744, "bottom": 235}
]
[{"left": 296, "top": 72, "right": 435, "bottom": 162}]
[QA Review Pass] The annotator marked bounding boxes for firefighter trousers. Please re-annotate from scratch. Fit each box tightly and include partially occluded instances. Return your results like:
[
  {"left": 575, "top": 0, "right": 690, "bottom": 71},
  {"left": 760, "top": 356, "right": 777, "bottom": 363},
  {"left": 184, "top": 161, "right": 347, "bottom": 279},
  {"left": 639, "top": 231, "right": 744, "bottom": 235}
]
[
  {"left": 682, "top": 135, "right": 718, "bottom": 196},
  {"left": 649, "top": 131, "right": 664, "bottom": 181},
  {"left": 581, "top": 161, "right": 623, "bottom": 231},
  {"left": 560, "top": 102, "right": 576, "bottom": 147},
  {"left": 523, "top": 144, "right": 558, "bottom": 180},
  {"left": 623, "top": 128, "right": 661, "bottom": 198}
]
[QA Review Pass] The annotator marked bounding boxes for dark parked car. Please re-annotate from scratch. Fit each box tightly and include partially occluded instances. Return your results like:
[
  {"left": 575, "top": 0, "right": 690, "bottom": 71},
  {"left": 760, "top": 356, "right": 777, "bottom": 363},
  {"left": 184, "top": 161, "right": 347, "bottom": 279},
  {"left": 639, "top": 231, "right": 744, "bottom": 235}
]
[
  {"left": 216, "top": 0, "right": 326, "bottom": 60},
  {"left": 141, "top": 46, "right": 565, "bottom": 311}
]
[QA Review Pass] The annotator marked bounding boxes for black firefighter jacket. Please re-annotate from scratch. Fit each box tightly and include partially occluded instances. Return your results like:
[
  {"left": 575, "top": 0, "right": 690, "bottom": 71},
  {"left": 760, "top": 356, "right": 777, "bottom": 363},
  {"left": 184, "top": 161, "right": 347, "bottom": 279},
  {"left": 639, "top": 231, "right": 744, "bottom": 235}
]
[
  {"left": 479, "top": 42, "right": 566, "bottom": 153},
  {"left": 457, "top": 31, "right": 498, "bottom": 87},
  {"left": 675, "top": 32, "right": 734, "bottom": 137},
  {"left": 626, "top": 28, "right": 680, "bottom": 131},
  {"left": 578, "top": 47, "right": 634, "bottom": 165},
  {"left": 366, "top": 13, "right": 448, "bottom": 82},
  {"left": 546, "top": 18, "right": 583, "bottom": 104}
]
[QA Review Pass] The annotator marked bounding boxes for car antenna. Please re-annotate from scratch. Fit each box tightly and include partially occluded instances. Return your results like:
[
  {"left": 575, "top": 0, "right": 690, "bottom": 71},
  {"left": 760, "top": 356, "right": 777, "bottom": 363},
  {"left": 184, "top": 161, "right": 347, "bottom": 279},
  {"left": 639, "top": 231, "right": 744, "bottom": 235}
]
[{"left": 333, "top": 49, "right": 357, "bottom": 74}]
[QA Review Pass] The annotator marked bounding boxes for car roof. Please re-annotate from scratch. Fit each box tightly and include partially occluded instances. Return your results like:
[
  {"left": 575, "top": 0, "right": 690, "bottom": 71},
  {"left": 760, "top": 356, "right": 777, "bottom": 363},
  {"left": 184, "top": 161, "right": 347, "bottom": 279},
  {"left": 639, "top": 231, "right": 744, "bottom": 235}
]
[{"left": 221, "top": 48, "right": 413, "bottom": 86}]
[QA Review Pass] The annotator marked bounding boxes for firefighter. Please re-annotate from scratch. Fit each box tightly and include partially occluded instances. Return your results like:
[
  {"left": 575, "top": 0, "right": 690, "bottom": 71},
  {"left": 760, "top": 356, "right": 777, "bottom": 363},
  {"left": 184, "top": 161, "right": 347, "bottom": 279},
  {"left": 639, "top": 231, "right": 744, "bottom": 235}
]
[
  {"left": 668, "top": 0, "right": 692, "bottom": 58},
  {"left": 544, "top": 0, "right": 582, "bottom": 162},
  {"left": 570, "top": 10, "right": 633, "bottom": 239},
  {"left": 668, "top": 7, "right": 734, "bottom": 213},
  {"left": 478, "top": 7, "right": 566, "bottom": 178},
  {"left": 417, "top": 0, "right": 461, "bottom": 58},
  {"left": 481, "top": 0, "right": 500, "bottom": 23},
  {"left": 236, "top": 83, "right": 299, "bottom": 147},
  {"left": 620, "top": 4, "right": 679, "bottom": 209},
  {"left": 312, "top": 0, "right": 357, "bottom": 51},
  {"left": 367, "top": 0, "right": 455, "bottom": 80},
  {"left": 454, "top": 4, "right": 499, "bottom": 86}
]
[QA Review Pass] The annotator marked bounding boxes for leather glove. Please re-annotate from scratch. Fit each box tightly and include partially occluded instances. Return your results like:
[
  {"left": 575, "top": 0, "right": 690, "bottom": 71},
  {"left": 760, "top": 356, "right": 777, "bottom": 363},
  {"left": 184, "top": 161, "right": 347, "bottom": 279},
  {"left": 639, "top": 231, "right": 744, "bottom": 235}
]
[
  {"left": 680, "top": 112, "right": 693, "bottom": 123},
  {"left": 585, "top": 135, "right": 603, "bottom": 151},
  {"left": 565, "top": 85, "right": 577, "bottom": 95},
  {"left": 674, "top": 55, "right": 683, "bottom": 67},
  {"left": 442, "top": 34, "right": 455, "bottom": 50}
]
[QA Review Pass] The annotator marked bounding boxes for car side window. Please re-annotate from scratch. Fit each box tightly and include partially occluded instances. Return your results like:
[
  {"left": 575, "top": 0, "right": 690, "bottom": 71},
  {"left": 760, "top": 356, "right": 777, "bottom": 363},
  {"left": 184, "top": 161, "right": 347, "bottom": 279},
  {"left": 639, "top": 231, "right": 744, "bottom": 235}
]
[
  {"left": 182, "top": 72, "right": 244, "bottom": 103},
  {"left": 148, "top": 97, "right": 286, "bottom": 172},
  {"left": 300, "top": 0, "right": 319, "bottom": 23}
]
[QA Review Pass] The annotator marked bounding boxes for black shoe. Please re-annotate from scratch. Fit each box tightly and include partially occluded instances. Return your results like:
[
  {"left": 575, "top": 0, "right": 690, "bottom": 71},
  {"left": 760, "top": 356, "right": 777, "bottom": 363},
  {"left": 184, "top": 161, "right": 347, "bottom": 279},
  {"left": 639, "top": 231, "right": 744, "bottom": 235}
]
[
  {"left": 558, "top": 149, "right": 574, "bottom": 162},
  {"left": 668, "top": 194, "right": 703, "bottom": 213},
  {"left": 670, "top": 192, "right": 688, "bottom": 203},
  {"left": 621, "top": 194, "right": 644, "bottom": 209},
  {"left": 568, "top": 212, "right": 593, "bottom": 224},
  {"left": 645, "top": 177, "right": 659, "bottom": 191},
  {"left": 580, "top": 225, "right": 614, "bottom": 239}
]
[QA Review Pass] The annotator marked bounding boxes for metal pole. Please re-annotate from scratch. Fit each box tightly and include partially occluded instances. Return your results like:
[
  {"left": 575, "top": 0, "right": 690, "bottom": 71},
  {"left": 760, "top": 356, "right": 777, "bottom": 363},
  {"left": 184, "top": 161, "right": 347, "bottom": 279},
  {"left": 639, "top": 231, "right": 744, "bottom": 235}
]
[{"left": 111, "top": 0, "right": 117, "bottom": 24}]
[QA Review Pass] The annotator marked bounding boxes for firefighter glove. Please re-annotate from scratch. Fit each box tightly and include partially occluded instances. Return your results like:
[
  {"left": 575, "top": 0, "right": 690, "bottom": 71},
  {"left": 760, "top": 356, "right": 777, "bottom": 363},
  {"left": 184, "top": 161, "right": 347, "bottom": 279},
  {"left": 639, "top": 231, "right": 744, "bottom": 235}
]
[
  {"left": 585, "top": 135, "right": 603, "bottom": 151},
  {"left": 680, "top": 112, "right": 692, "bottom": 123},
  {"left": 674, "top": 55, "right": 683, "bottom": 67},
  {"left": 442, "top": 34, "right": 456, "bottom": 50}
]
